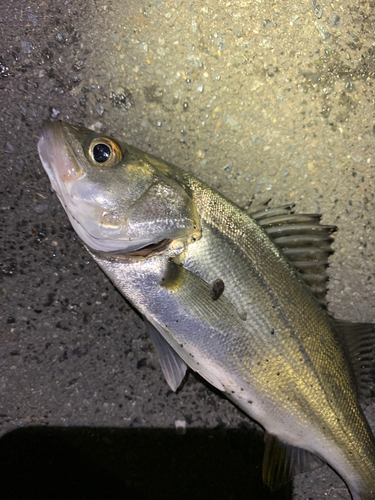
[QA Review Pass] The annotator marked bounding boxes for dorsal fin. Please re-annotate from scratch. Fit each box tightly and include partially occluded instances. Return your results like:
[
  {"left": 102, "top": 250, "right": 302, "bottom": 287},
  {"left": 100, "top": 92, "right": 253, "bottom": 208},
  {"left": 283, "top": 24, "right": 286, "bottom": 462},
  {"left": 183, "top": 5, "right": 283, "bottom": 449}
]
[
  {"left": 262, "top": 432, "right": 324, "bottom": 491},
  {"left": 248, "top": 202, "right": 336, "bottom": 308},
  {"left": 333, "top": 319, "right": 375, "bottom": 403}
]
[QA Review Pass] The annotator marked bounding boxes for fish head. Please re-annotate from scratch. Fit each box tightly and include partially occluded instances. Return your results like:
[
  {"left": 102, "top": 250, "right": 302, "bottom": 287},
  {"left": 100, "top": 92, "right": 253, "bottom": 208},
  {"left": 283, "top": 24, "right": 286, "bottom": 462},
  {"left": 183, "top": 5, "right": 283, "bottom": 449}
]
[{"left": 38, "top": 121, "right": 201, "bottom": 254}]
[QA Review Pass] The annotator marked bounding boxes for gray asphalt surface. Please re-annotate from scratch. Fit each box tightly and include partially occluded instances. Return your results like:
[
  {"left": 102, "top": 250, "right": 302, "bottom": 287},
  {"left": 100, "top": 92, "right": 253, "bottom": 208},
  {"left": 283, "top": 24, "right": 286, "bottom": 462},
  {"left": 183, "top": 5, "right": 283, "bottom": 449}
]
[{"left": 1, "top": 1, "right": 375, "bottom": 499}]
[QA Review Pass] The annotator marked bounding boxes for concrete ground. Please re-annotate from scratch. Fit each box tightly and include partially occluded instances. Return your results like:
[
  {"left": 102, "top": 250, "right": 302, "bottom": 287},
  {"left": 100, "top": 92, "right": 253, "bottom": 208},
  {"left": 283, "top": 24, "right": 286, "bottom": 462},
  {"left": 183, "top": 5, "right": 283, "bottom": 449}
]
[{"left": 1, "top": 0, "right": 374, "bottom": 499}]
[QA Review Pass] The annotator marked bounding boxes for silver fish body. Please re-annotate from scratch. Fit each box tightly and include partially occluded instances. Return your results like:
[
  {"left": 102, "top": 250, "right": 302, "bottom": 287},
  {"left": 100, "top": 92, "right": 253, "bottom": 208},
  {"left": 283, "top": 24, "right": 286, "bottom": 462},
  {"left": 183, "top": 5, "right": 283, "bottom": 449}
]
[{"left": 38, "top": 121, "right": 375, "bottom": 500}]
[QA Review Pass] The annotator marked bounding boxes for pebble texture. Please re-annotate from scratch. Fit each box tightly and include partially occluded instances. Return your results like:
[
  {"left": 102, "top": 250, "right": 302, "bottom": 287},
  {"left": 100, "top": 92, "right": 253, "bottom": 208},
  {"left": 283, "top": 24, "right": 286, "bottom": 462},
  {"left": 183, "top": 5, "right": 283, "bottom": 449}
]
[{"left": 0, "top": 1, "right": 375, "bottom": 499}]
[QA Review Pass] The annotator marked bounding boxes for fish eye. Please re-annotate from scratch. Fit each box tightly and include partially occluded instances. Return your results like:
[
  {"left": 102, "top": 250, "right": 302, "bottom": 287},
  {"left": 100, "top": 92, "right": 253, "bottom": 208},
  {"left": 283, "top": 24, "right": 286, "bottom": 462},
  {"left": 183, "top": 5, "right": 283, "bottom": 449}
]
[
  {"left": 93, "top": 143, "right": 111, "bottom": 163},
  {"left": 87, "top": 137, "right": 123, "bottom": 167}
]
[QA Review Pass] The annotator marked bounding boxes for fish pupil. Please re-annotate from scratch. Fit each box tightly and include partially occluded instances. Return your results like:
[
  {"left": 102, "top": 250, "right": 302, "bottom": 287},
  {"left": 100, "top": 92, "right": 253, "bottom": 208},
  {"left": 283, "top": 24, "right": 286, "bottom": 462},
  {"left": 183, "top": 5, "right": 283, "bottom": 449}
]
[{"left": 93, "top": 143, "right": 111, "bottom": 163}]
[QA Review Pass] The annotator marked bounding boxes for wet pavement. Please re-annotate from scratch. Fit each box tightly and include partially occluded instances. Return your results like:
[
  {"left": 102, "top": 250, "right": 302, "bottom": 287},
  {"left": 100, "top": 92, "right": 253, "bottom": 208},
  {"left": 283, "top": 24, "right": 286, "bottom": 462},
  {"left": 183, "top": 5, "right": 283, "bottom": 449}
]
[{"left": 1, "top": 1, "right": 375, "bottom": 499}]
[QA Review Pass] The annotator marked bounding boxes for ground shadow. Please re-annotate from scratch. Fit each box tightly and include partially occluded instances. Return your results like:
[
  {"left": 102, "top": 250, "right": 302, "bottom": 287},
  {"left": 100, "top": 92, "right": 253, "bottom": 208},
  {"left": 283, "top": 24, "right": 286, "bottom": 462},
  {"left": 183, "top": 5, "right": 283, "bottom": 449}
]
[{"left": 0, "top": 425, "right": 293, "bottom": 500}]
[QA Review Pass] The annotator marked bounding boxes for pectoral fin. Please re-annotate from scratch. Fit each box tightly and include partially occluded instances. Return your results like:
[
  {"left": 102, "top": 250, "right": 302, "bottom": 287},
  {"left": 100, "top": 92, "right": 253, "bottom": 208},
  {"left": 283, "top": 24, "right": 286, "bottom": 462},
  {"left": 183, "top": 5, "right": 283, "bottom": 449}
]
[
  {"left": 145, "top": 318, "right": 187, "bottom": 392},
  {"left": 147, "top": 315, "right": 226, "bottom": 393}
]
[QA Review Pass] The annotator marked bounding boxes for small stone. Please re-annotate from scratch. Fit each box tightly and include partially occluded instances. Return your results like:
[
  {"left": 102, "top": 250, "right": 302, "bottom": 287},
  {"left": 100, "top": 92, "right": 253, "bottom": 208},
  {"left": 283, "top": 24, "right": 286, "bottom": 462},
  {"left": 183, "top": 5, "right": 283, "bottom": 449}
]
[
  {"left": 328, "top": 13, "right": 340, "bottom": 28},
  {"left": 310, "top": 0, "right": 323, "bottom": 18},
  {"left": 0, "top": 63, "right": 10, "bottom": 78},
  {"left": 223, "top": 161, "right": 233, "bottom": 172},
  {"left": 34, "top": 204, "right": 49, "bottom": 213},
  {"left": 21, "top": 40, "right": 35, "bottom": 54},
  {"left": 91, "top": 122, "right": 103, "bottom": 133},
  {"left": 345, "top": 79, "right": 354, "bottom": 92},
  {"left": 290, "top": 15, "right": 299, "bottom": 25},
  {"left": 55, "top": 33, "right": 65, "bottom": 44},
  {"left": 49, "top": 107, "right": 60, "bottom": 119},
  {"left": 27, "top": 10, "right": 38, "bottom": 26},
  {"left": 5, "top": 142, "right": 14, "bottom": 153},
  {"left": 226, "top": 115, "right": 238, "bottom": 127},
  {"left": 263, "top": 19, "right": 272, "bottom": 29},
  {"left": 315, "top": 22, "right": 331, "bottom": 40},
  {"left": 109, "top": 89, "right": 134, "bottom": 110},
  {"left": 252, "top": 134, "right": 262, "bottom": 145},
  {"left": 175, "top": 420, "right": 186, "bottom": 435},
  {"left": 144, "top": 85, "right": 163, "bottom": 103},
  {"left": 307, "top": 162, "right": 317, "bottom": 172},
  {"left": 186, "top": 54, "right": 203, "bottom": 68}
]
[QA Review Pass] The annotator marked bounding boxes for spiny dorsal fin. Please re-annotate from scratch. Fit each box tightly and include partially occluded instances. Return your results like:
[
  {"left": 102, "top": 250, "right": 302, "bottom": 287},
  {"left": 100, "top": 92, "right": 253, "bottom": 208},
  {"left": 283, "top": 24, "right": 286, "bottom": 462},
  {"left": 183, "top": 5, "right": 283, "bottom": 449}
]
[
  {"left": 333, "top": 319, "right": 375, "bottom": 403},
  {"left": 262, "top": 432, "right": 324, "bottom": 491},
  {"left": 248, "top": 203, "right": 336, "bottom": 308}
]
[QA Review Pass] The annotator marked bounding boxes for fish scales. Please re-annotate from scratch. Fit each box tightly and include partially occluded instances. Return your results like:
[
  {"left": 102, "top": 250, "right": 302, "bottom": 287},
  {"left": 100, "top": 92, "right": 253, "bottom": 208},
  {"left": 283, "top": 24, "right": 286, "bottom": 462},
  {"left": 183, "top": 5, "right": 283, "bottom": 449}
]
[
  {"left": 181, "top": 177, "right": 375, "bottom": 485},
  {"left": 38, "top": 121, "right": 375, "bottom": 500}
]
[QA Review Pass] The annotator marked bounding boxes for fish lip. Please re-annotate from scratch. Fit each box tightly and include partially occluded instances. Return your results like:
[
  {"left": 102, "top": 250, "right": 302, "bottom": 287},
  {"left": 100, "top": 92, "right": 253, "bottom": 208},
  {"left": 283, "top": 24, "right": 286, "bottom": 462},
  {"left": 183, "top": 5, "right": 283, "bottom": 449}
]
[
  {"left": 37, "top": 121, "right": 61, "bottom": 194},
  {"left": 38, "top": 120, "right": 83, "bottom": 195},
  {"left": 38, "top": 120, "right": 102, "bottom": 249}
]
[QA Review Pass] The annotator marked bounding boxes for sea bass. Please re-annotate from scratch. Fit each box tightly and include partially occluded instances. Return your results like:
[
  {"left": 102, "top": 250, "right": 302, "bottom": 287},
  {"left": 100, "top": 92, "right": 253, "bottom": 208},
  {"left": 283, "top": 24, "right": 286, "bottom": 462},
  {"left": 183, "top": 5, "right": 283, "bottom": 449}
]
[{"left": 38, "top": 121, "right": 375, "bottom": 499}]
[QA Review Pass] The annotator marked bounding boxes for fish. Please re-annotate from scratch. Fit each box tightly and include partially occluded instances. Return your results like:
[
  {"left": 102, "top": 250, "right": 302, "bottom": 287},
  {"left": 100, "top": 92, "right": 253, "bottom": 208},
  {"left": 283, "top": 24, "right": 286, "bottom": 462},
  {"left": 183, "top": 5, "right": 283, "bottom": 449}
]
[{"left": 38, "top": 120, "right": 375, "bottom": 500}]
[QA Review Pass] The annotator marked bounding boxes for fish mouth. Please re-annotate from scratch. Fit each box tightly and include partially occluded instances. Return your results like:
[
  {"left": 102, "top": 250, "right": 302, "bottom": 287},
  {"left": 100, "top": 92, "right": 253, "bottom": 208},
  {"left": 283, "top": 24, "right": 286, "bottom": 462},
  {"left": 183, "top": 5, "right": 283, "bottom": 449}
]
[{"left": 123, "top": 238, "right": 172, "bottom": 257}]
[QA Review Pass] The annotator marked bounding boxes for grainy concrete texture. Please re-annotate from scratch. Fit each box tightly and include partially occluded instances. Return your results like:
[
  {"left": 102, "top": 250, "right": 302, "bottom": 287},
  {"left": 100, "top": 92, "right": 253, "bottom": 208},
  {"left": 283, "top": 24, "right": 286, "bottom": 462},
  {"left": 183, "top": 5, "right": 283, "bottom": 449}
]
[{"left": 1, "top": 1, "right": 374, "bottom": 499}]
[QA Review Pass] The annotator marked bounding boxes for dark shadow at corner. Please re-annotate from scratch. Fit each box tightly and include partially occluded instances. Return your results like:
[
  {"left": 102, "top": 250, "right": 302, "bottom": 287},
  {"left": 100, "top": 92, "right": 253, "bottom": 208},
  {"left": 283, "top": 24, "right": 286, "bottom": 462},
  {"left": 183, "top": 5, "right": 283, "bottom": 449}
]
[{"left": 0, "top": 425, "right": 293, "bottom": 500}]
